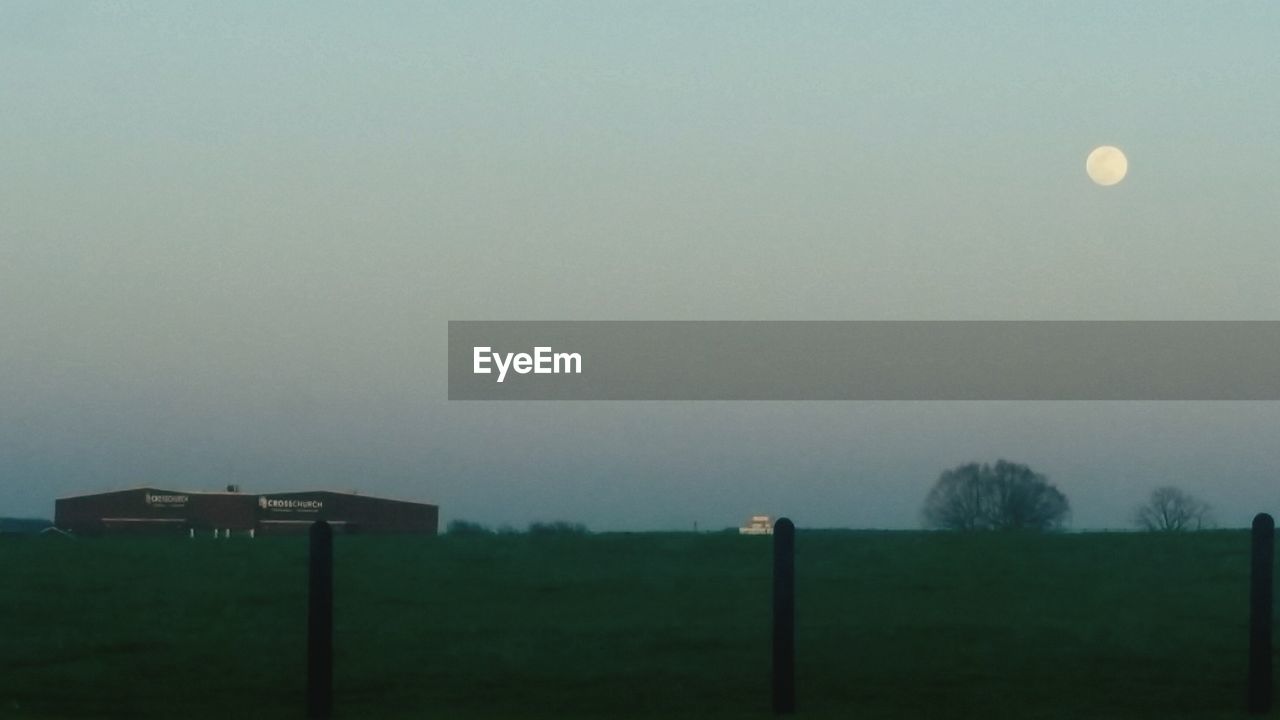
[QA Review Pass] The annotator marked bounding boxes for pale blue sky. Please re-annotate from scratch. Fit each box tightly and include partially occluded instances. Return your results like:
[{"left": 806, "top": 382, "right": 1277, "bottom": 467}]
[{"left": 2, "top": 2, "right": 1278, "bottom": 528}]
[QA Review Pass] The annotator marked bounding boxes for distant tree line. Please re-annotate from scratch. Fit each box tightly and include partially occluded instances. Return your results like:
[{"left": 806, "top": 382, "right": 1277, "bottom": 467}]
[
  {"left": 446, "top": 519, "right": 589, "bottom": 536},
  {"left": 922, "top": 460, "right": 1217, "bottom": 533},
  {"left": 448, "top": 470, "right": 1215, "bottom": 537}
]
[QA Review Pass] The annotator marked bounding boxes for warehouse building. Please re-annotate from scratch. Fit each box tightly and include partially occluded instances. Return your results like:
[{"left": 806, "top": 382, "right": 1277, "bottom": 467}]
[{"left": 55, "top": 487, "right": 438, "bottom": 536}]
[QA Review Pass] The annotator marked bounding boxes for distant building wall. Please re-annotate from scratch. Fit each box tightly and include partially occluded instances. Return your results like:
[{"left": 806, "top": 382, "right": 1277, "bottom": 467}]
[
  {"left": 254, "top": 491, "right": 439, "bottom": 535},
  {"left": 55, "top": 488, "right": 438, "bottom": 536}
]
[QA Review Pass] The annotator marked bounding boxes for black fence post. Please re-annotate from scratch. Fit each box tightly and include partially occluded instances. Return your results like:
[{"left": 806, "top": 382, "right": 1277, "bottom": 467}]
[
  {"left": 1249, "top": 512, "right": 1274, "bottom": 715},
  {"left": 772, "top": 517, "right": 795, "bottom": 715},
  {"left": 308, "top": 520, "right": 334, "bottom": 719}
]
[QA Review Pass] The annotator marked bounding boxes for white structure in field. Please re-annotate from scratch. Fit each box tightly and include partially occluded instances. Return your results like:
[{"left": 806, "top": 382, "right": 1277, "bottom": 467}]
[{"left": 739, "top": 515, "right": 773, "bottom": 535}]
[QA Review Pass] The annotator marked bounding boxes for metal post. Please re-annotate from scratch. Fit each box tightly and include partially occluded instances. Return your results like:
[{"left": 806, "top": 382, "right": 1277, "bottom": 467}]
[
  {"left": 308, "top": 520, "right": 334, "bottom": 719},
  {"left": 772, "top": 517, "right": 795, "bottom": 715},
  {"left": 1249, "top": 512, "right": 1274, "bottom": 715}
]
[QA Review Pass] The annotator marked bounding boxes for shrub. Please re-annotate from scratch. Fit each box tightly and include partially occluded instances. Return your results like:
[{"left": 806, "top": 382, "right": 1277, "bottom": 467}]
[
  {"left": 527, "top": 520, "right": 589, "bottom": 536},
  {"left": 446, "top": 519, "right": 493, "bottom": 536}
]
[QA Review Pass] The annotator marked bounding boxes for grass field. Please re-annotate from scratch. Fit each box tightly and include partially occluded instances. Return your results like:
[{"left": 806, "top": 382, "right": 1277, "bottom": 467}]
[{"left": 0, "top": 530, "right": 1273, "bottom": 719}]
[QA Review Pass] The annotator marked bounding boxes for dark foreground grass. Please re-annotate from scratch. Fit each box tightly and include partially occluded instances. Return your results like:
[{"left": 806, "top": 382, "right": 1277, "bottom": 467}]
[{"left": 0, "top": 530, "right": 1272, "bottom": 719}]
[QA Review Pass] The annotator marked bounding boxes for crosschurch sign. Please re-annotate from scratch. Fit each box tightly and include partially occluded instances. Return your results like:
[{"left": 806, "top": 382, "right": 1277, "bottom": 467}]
[
  {"left": 144, "top": 493, "right": 189, "bottom": 509},
  {"left": 258, "top": 496, "right": 324, "bottom": 512}
]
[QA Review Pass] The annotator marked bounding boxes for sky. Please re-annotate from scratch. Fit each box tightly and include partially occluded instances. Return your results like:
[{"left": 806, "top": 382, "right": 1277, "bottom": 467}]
[{"left": 2, "top": 1, "right": 1279, "bottom": 529}]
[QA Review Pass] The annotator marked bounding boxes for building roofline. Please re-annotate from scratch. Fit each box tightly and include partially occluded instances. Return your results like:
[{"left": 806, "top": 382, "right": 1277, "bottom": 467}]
[
  {"left": 56, "top": 486, "right": 171, "bottom": 500},
  {"left": 56, "top": 487, "right": 436, "bottom": 506},
  {"left": 263, "top": 489, "right": 436, "bottom": 506}
]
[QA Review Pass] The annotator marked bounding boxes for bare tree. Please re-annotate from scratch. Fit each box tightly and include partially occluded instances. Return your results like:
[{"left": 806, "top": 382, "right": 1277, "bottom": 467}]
[
  {"left": 1133, "top": 486, "right": 1212, "bottom": 532},
  {"left": 923, "top": 460, "right": 1070, "bottom": 531},
  {"left": 921, "top": 463, "right": 989, "bottom": 531}
]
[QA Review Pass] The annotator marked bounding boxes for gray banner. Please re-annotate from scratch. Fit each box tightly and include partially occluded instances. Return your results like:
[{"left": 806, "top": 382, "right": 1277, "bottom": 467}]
[{"left": 448, "top": 321, "right": 1280, "bottom": 400}]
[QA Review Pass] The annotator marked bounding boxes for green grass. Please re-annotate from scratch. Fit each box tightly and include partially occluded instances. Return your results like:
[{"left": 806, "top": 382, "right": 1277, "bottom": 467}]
[{"left": 0, "top": 530, "right": 1273, "bottom": 719}]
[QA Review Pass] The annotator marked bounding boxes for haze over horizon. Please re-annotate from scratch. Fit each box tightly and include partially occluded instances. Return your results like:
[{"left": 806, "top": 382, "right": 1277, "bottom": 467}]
[{"left": 3, "top": 2, "right": 1278, "bottom": 529}]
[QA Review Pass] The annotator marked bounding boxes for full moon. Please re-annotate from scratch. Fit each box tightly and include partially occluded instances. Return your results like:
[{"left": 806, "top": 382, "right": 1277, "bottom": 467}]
[{"left": 1086, "top": 145, "right": 1128, "bottom": 186}]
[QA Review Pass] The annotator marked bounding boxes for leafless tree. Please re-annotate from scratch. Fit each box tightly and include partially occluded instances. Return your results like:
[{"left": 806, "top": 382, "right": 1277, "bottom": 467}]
[
  {"left": 1133, "top": 486, "right": 1212, "bottom": 532},
  {"left": 923, "top": 460, "right": 1070, "bottom": 531}
]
